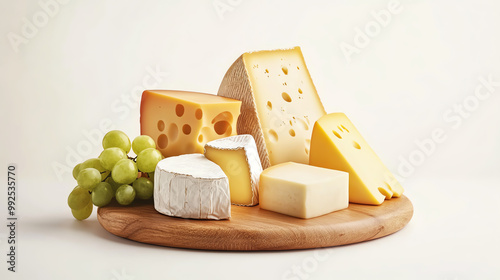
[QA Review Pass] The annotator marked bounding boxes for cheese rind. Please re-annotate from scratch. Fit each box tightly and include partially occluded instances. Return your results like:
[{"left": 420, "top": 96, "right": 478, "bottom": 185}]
[
  {"left": 154, "top": 154, "right": 231, "bottom": 220},
  {"left": 204, "top": 135, "right": 262, "bottom": 206},
  {"left": 218, "top": 47, "right": 326, "bottom": 169},
  {"left": 309, "top": 113, "right": 404, "bottom": 205},
  {"left": 140, "top": 90, "right": 241, "bottom": 158},
  {"left": 259, "top": 162, "right": 348, "bottom": 219}
]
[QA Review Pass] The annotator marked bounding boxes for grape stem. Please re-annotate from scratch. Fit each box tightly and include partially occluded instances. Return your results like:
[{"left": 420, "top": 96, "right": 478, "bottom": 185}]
[{"left": 103, "top": 172, "right": 111, "bottom": 181}]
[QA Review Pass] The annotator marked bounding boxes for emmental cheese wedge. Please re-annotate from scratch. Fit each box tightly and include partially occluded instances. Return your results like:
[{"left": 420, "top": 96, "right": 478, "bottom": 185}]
[
  {"left": 218, "top": 47, "right": 326, "bottom": 169},
  {"left": 154, "top": 154, "right": 231, "bottom": 220},
  {"left": 309, "top": 113, "right": 404, "bottom": 205},
  {"left": 204, "top": 135, "right": 262, "bottom": 206},
  {"left": 140, "top": 90, "right": 241, "bottom": 158},
  {"left": 260, "top": 162, "right": 348, "bottom": 219}
]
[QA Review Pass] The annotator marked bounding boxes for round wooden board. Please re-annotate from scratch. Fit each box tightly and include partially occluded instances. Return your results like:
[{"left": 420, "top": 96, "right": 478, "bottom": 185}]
[{"left": 97, "top": 195, "right": 413, "bottom": 251}]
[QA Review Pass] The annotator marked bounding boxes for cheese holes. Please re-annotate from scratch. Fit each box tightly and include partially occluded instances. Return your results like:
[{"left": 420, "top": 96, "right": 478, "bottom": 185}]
[
  {"left": 195, "top": 109, "right": 203, "bottom": 120},
  {"left": 266, "top": 101, "right": 272, "bottom": 110},
  {"left": 378, "top": 186, "right": 393, "bottom": 199},
  {"left": 338, "top": 125, "right": 343, "bottom": 132},
  {"left": 333, "top": 130, "right": 342, "bottom": 139},
  {"left": 282, "top": 66, "right": 288, "bottom": 75},
  {"left": 298, "top": 88, "right": 303, "bottom": 94},
  {"left": 289, "top": 129, "right": 296, "bottom": 137},
  {"left": 157, "top": 120, "right": 165, "bottom": 131},
  {"left": 211, "top": 111, "right": 233, "bottom": 136},
  {"left": 352, "top": 141, "right": 361, "bottom": 149},
  {"left": 214, "top": 121, "right": 232, "bottom": 136},
  {"left": 268, "top": 129, "right": 278, "bottom": 142},
  {"left": 282, "top": 92, "right": 292, "bottom": 102},
  {"left": 265, "top": 69, "right": 269, "bottom": 73},
  {"left": 168, "top": 123, "right": 179, "bottom": 141},
  {"left": 182, "top": 124, "right": 191, "bottom": 135},
  {"left": 157, "top": 134, "right": 168, "bottom": 149},
  {"left": 175, "top": 104, "right": 184, "bottom": 117},
  {"left": 384, "top": 182, "right": 394, "bottom": 192},
  {"left": 341, "top": 125, "right": 349, "bottom": 132},
  {"left": 305, "top": 147, "right": 309, "bottom": 155},
  {"left": 197, "top": 134, "right": 203, "bottom": 143},
  {"left": 211, "top": 111, "right": 233, "bottom": 124}
]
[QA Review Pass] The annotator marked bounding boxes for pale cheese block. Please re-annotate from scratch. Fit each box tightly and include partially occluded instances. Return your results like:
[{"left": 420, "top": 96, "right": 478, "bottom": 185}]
[
  {"left": 259, "top": 162, "right": 348, "bottom": 219},
  {"left": 218, "top": 47, "right": 326, "bottom": 169},
  {"left": 309, "top": 113, "right": 404, "bottom": 205},
  {"left": 154, "top": 154, "right": 231, "bottom": 220},
  {"left": 204, "top": 135, "right": 262, "bottom": 206},
  {"left": 140, "top": 90, "right": 241, "bottom": 158}
]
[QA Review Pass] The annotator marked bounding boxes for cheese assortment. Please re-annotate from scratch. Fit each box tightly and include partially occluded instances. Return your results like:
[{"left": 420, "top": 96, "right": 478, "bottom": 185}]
[
  {"left": 140, "top": 90, "right": 241, "bottom": 157},
  {"left": 204, "top": 135, "right": 262, "bottom": 206},
  {"left": 309, "top": 113, "right": 404, "bottom": 205},
  {"left": 154, "top": 154, "right": 231, "bottom": 220},
  {"left": 217, "top": 47, "right": 326, "bottom": 169},
  {"left": 70, "top": 46, "right": 405, "bottom": 223},
  {"left": 259, "top": 162, "right": 348, "bottom": 219}
]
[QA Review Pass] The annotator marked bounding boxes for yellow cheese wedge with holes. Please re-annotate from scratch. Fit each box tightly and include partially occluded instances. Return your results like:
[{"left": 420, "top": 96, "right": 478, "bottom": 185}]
[
  {"left": 309, "top": 113, "right": 404, "bottom": 205},
  {"left": 140, "top": 90, "right": 241, "bottom": 157},
  {"left": 218, "top": 47, "right": 326, "bottom": 169}
]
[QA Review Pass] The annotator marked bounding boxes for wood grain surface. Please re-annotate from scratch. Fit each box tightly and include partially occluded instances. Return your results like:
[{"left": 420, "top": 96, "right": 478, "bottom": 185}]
[{"left": 97, "top": 195, "right": 413, "bottom": 251}]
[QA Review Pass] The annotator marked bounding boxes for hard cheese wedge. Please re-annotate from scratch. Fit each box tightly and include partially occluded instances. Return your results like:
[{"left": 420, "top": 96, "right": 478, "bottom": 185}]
[
  {"left": 140, "top": 90, "right": 241, "bottom": 157},
  {"left": 218, "top": 47, "right": 326, "bottom": 169},
  {"left": 154, "top": 154, "right": 231, "bottom": 220},
  {"left": 204, "top": 135, "right": 262, "bottom": 206},
  {"left": 309, "top": 113, "right": 404, "bottom": 205},
  {"left": 259, "top": 162, "right": 348, "bottom": 219}
]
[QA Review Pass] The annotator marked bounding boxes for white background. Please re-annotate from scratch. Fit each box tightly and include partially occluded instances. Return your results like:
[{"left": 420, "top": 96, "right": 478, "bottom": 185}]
[{"left": 1, "top": 0, "right": 500, "bottom": 279}]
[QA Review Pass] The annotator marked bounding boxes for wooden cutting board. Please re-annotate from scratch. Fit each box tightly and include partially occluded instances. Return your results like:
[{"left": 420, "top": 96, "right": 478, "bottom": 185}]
[{"left": 97, "top": 195, "right": 413, "bottom": 251}]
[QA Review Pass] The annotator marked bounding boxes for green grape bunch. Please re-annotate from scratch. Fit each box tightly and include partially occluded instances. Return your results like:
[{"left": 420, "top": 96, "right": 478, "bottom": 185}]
[{"left": 68, "top": 130, "right": 161, "bottom": 220}]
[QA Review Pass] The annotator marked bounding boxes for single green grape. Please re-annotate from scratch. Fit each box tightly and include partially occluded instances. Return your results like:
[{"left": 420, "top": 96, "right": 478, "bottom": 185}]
[
  {"left": 115, "top": 185, "right": 136, "bottom": 205},
  {"left": 132, "top": 135, "right": 156, "bottom": 155},
  {"left": 67, "top": 186, "right": 91, "bottom": 210},
  {"left": 92, "top": 182, "right": 114, "bottom": 207},
  {"left": 133, "top": 177, "right": 154, "bottom": 200},
  {"left": 105, "top": 176, "right": 121, "bottom": 196},
  {"left": 102, "top": 130, "right": 131, "bottom": 153},
  {"left": 136, "top": 148, "right": 162, "bottom": 173},
  {"left": 99, "top": 147, "right": 127, "bottom": 171},
  {"left": 77, "top": 168, "right": 101, "bottom": 191},
  {"left": 111, "top": 159, "right": 138, "bottom": 184},
  {"left": 71, "top": 200, "right": 93, "bottom": 220},
  {"left": 72, "top": 163, "right": 82, "bottom": 180},
  {"left": 80, "top": 158, "right": 109, "bottom": 180}
]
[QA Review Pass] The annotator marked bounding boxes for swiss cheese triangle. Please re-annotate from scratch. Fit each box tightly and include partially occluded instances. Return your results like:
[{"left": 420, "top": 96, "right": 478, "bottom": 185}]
[
  {"left": 309, "top": 113, "right": 404, "bottom": 205},
  {"left": 218, "top": 47, "right": 326, "bottom": 169}
]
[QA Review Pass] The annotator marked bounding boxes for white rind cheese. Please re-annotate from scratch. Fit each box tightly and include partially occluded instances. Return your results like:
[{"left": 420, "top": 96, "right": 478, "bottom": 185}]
[
  {"left": 154, "top": 154, "right": 231, "bottom": 220},
  {"left": 205, "top": 135, "right": 262, "bottom": 206}
]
